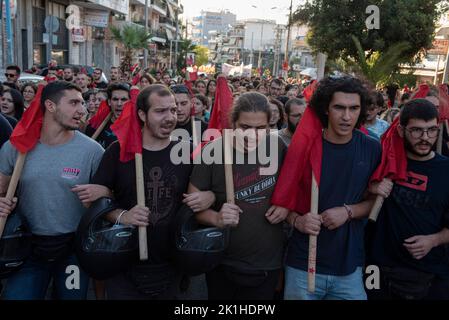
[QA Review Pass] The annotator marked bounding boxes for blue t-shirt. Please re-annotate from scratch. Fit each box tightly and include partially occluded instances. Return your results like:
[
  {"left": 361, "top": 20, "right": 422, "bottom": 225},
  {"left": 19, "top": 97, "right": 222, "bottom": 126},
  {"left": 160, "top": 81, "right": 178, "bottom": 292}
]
[
  {"left": 286, "top": 130, "right": 381, "bottom": 276},
  {"left": 366, "top": 118, "right": 389, "bottom": 140},
  {"left": 367, "top": 154, "right": 449, "bottom": 278}
]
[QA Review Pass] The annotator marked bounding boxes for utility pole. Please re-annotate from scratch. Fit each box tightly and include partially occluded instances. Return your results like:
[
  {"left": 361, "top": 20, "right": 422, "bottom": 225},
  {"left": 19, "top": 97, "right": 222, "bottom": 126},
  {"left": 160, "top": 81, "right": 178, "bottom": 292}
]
[
  {"left": 283, "top": 0, "right": 293, "bottom": 78},
  {"left": 249, "top": 32, "right": 254, "bottom": 66},
  {"left": 257, "top": 21, "right": 264, "bottom": 71},
  {"left": 143, "top": 0, "right": 149, "bottom": 69},
  {"left": 5, "top": 0, "right": 13, "bottom": 64},
  {"left": 175, "top": 8, "right": 179, "bottom": 74}
]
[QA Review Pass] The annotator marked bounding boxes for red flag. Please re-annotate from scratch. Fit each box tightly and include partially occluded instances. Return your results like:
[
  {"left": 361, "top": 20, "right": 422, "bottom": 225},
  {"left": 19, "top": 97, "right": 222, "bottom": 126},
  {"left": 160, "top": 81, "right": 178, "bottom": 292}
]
[
  {"left": 412, "top": 84, "right": 430, "bottom": 99},
  {"left": 207, "top": 77, "right": 233, "bottom": 130},
  {"left": 110, "top": 88, "right": 141, "bottom": 162},
  {"left": 43, "top": 75, "right": 57, "bottom": 83},
  {"left": 10, "top": 84, "right": 45, "bottom": 153},
  {"left": 438, "top": 84, "right": 449, "bottom": 121},
  {"left": 88, "top": 100, "right": 110, "bottom": 129},
  {"left": 302, "top": 80, "right": 317, "bottom": 104},
  {"left": 188, "top": 72, "right": 198, "bottom": 81},
  {"left": 132, "top": 73, "right": 141, "bottom": 86},
  {"left": 272, "top": 106, "right": 323, "bottom": 213},
  {"left": 369, "top": 117, "right": 407, "bottom": 185}
]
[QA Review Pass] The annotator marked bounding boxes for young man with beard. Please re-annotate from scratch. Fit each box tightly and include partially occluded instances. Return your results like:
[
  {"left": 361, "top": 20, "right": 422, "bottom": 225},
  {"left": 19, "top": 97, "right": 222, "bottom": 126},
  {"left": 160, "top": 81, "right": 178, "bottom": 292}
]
[
  {"left": 109, "top": 67, "right": 120, "bottom": 84},
  {"left": 278, "top": 98, "right": 306, "bottom": 146},
  {"left": 275, "top": 76, "right": 384, "bottom": 300},
  {"left": 269, "top": 79, "right": 288, "bottom": 105},
  {"left": 85, "top": 83, "right": 130, "bottom": 149},
  {"left": 93, "top": 68, "right": 108, "bottom": 89},
  {"left": 367, "top": 99, "right": 449, "bottom": 300},
  {"left": 187, "top": 92, "right": 289, "bottom": 300},
  {"left": 90, "top": 84, "right": 213, "bottom": 299},
  {"left": 0, "top": 81, "right": 104, "bottom": 299},
  {"left": 171, "top": 85, "right": 208, "bottom": 142},
  {"left": 76, "top": 73, "right": 90, "bottom": 94},
  {"left": 63, "top": 67, "right": 75, "bottom": 83},
  {"left": 4, "top": 65, "right": 21, "bottom": 87}
]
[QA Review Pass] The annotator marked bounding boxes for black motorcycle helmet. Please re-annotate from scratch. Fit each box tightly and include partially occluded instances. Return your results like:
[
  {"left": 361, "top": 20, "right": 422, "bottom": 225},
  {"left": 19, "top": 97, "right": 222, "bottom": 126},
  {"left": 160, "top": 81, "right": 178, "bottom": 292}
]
[
  {"left": 75, "top": 197, "right": 138, "bottom": 280},
  {"left": 173, "top": 204, "right": 228, "bottom": 276},
  {"left": 0, "top": 212, "right": 32, "bottom": 279}
]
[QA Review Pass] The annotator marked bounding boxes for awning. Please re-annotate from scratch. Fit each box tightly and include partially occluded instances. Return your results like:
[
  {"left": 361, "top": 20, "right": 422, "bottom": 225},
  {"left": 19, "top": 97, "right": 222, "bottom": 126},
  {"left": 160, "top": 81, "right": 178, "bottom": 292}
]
[{"left": 151, "top": 36, "right": 167, "bottom": 44}]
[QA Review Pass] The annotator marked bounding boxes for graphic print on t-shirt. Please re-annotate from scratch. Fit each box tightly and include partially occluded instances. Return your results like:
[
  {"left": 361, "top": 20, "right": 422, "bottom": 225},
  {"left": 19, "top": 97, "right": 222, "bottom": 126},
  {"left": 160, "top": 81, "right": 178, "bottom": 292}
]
[
  {"left": 396, "top": 171, "right": 428, "bottom": 192},
  {"left": 234, "top": 168, "right": 277, "bottom": 205},
  {"left": 393, "top": 171, "right": 430, "bottom": 209},
  {"left": 144, "top": 165, "right": 178, "bottom": 226},
  {"left": 61, "top": 167, "right": 81, "bottom": 179}
]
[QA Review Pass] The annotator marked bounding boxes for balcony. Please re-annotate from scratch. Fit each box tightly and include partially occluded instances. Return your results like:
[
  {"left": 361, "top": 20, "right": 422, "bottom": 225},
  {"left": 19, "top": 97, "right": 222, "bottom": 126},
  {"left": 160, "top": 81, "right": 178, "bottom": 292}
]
[
  {"left": 150, "top": 28, "right": 168, "bottom": 44},
  {"left": 229, "top": 31, "right": 244, "bottom": 38},
  {"left": 151, "top": 0, "right": 167, "bottom": 16},
  {"left": 159, "top": 17, "right": 176, "bottom": 32}
]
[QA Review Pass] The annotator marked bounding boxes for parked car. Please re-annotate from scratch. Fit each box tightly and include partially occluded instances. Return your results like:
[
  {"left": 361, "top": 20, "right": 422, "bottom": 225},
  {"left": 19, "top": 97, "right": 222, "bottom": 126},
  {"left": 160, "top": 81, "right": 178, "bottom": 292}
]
[{"left": 0, "top": 69, "right": 44, "bottom": 85}]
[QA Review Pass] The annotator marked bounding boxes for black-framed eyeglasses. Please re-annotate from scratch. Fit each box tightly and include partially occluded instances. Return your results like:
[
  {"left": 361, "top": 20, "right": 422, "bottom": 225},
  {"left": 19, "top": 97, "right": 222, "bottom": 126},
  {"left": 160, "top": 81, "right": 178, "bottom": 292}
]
[
  {"left": 5, "top": 73, "right": 15, "bottom": 78},
  {"left": 405, "top": 126, "right": 440, "bottom": 139}
]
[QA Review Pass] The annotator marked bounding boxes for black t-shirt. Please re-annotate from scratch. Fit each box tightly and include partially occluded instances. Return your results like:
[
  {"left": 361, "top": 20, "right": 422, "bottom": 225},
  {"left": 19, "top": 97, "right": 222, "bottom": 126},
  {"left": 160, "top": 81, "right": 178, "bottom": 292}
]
[
  {"left": 190, "top": 134, "right": 287, "bottom": 271},
  {"left": 94, "top": 81, "right": 108, "bottom": 89},
  {"left": 2, "top": 114, "right": 17, "bottom": 129},
  {"left": 368, "top": 154, "right": 449, "bottom": 278},
  {"left": 174, "top": 118, "right": 208, "bottom": 143},
  {"left": 92, "top": 140, "right": 192, "bottom": 265},
  {"left": 276, "top": 95, "right": 289, "bottom": 106},
  {"left": 85, "top": 121, "right": 117, "bottom": 149},
  {"left": 287, "top": 130, "right": 381, "bottom": 276},
  {"left": 0, "top": 113, "right": 12, "bottom": 149}
]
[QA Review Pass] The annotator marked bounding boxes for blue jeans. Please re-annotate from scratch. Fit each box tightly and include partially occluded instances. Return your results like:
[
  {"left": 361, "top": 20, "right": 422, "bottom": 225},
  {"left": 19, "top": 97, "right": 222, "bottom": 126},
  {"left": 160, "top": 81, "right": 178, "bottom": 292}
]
[
  {"left": 284, "top": 266, "right": 367, "bottom": 300},
  {"left": 1, "top": 254, "right": 89, "bottom": 300}
]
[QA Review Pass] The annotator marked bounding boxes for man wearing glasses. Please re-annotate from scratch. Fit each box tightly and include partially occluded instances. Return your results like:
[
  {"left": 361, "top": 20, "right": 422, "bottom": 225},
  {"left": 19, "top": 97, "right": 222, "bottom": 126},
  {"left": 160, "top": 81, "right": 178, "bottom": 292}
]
[
  {"left": 268, "top": 79, "right": 288, "bottom": 105},
  {"left": 93, "top": 68, "right": 108, "bottom": 89},
  {"left": 278, "top": 98, "right": 306, "bottom": 146},
  {"left": 85, "top": 83, "right": 130, "bottom": 149},
  {"left": 368, "top": 98, "right": 449, "bottom": 300},
  {"left": 4, "top": 65, "right": 21, "bottom": 87}
]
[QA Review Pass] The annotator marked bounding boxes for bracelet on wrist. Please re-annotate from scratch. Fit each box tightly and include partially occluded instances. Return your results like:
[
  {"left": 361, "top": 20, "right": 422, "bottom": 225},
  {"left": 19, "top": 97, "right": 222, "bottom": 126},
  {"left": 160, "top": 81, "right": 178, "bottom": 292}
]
[
  {"left": 343, "top": 204, "right": 353, "bottom": 221},
  {"left": 115, "top": 209, "right": 128, "bottom": 225}
]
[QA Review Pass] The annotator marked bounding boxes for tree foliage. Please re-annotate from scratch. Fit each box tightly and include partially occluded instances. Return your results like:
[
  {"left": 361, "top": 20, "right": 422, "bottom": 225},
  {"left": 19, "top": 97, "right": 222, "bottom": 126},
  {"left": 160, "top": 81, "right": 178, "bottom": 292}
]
[
  {"left": 292, "top": 0, "right": 448, "bottom": 65},
  {"left": 110, "top": 25, "right": 152, "bottom": 75},
  {"left": 193, "top": 45, "right": 210, "bottom": 66}
]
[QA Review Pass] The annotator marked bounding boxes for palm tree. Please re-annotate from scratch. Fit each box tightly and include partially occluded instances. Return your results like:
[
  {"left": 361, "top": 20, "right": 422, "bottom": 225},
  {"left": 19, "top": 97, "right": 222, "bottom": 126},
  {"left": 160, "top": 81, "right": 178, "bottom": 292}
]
[
  {"left": 177, "top": 39, "right": 197, "bottom": 74},
  {"left": 110, "top": 25, "right": 152, "bottom": 76},
  {"left": 350, "top": 36, "right": 411, "bottom": 87}
]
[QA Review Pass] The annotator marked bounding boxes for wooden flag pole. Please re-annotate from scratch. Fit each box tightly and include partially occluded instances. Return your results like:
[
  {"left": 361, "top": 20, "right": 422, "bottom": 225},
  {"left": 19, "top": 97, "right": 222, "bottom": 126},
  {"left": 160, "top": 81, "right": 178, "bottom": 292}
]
[
  {"left": 0, "top": 153, "right": 27, "bottom": 238},
  {"left": 223, "top": 129, "right": 235, "bottom": 204},
  {"left": 135, "top": 153, "right": 148, "bottom": 260},
  {"left": 368, "top": 177, "right": 392, "bottom": 222},
  {"left": 308, "top": 175, "right": 319, "bottom": 293},
  {"left": 91, "top": 113, "right": 112, "bottom": 141},
  {"left": 192, "top": 116, "right": 199, "bottom": 149}
]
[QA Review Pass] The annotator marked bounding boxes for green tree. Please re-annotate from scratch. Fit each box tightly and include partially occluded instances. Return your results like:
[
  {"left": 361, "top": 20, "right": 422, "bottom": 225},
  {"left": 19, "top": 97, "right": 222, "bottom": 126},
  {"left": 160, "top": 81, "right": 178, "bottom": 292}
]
[
  {"left": 176, "top": 39, "right": 197, "bottom": 74},
  {"left": 193, "top": 45, "right": 210, "bottom": 66},
  {"left": 292, "top": 0, "right": 448, "bottom": 66},
  {"left": 110, "top": 24, "right": 152, "bottom": 75},
  {"left": 351, "top": 36, "right": 411, "bottom": 86}
]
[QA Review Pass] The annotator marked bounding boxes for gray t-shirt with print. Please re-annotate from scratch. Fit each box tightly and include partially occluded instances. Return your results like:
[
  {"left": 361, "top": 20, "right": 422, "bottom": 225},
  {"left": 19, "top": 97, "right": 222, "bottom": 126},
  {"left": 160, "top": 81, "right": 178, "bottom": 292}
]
[{"left": 0, "top": 131, "right": 104, "bottom": 235}]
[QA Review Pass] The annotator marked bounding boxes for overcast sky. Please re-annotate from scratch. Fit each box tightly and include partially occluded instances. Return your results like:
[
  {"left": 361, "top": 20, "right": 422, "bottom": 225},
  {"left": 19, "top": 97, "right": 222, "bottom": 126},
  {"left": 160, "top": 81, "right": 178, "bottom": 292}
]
[{"left": 179, "top": 0, "right": 298, "bottom": 24}]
